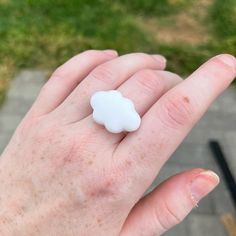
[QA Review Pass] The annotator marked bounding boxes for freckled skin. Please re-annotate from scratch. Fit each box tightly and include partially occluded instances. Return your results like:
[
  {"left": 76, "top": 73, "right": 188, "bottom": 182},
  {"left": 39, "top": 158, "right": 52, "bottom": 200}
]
[
  {"left": 0, "top": 52, "right": 233, "bottom": 236},
  {"left": 183, "top": 96, "right": 190, "bottom": 103},
  {"left": 0, "top": 113, "right": 135, "bottom": 236}
]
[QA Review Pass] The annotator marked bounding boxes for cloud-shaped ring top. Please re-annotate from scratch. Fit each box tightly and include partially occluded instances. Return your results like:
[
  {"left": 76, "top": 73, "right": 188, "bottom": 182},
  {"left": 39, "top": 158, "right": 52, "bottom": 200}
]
[{"left": 90, "top": 90, "right": 141, "bottom": 133}]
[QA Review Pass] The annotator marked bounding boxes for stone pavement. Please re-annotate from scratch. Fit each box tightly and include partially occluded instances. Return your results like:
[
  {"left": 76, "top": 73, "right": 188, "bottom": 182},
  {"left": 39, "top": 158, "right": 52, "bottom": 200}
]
[{"left": 0, "top": 70, "right": 236, "bottom": 236}]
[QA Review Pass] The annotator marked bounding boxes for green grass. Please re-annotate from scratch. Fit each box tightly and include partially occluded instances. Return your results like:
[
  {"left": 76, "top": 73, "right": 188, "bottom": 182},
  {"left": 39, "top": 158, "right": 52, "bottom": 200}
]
[
  {"left": 0, "top": 0, "right": 236, "bottom": 105},
  {"left": 209, "top": 0, "right": 236, "bottom": 54},
  {"left": 116, "top": 0, "right": 193, "bottom": 16}
]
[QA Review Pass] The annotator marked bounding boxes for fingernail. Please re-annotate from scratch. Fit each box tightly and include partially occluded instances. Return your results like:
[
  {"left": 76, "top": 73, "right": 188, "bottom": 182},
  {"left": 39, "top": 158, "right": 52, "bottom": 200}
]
[
  {"left": 216, "top": 54, "right": 236, "bottom": 71},
  {"left": 190, "top": 170, "right": 220, "bottom": 202},
  {"left": 103, "top": 50, "right": 118, "bottom": 57},
  {"left": 152, "top": 55, "right": 167, "bottom": 66}
]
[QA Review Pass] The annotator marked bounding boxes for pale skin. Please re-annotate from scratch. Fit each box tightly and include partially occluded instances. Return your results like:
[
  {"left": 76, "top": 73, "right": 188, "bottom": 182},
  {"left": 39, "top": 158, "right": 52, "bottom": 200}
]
[{"left": 0, "top": 50, "right": 235, "bottom": 236}]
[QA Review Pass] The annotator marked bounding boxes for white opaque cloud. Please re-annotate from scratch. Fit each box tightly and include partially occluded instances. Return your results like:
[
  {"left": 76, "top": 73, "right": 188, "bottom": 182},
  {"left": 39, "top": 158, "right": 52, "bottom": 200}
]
[{"left": 90, "top": 90, "right": 141, "bottom": 133}]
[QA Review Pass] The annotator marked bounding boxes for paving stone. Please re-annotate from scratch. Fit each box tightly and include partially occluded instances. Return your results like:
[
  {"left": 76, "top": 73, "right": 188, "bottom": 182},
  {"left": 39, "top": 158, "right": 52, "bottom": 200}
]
[
  {"left": 0, "top": 135, "right": 12, "bottom": 153},
  {"left": 10, "top": 70, "right": 47, "bottom": 86},
  {"left": 221, "top": 132, "right": 236, "bottom": 177},
  {"left": 194, "top": 194, "right": 216, "bottom": 215},
  {"left": 209, "top": 87, "right": 236, "bottom": 114},
  {"left": 197, "top": 110, "right": 236, "bottom": 131},
  {"left": 0, "top": 114, "right": 22, "bottom": 133},
  {"left": 169, "top": 142, "right": 215, "bottom": 166},
  {"left": 163, "top": 220, "right": 188, "bottom": 236},
  {"left": 186, "top": 213, "right": 227, "bottom": 236},
  {"left": 184, "top": 127, "right": 226, "bottom": 145},
  {"left": 0, "top": 97, "right": 34, "bottom": 116},
  {"left": 212, "top": 178, "right": 236, "bottom": 215},
  {"left": 7, "top": 70, "right": 46, "bottom": 100}
]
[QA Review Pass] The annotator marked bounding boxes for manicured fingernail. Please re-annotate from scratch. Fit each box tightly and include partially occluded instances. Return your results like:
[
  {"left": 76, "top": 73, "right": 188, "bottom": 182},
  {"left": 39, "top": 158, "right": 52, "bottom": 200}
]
[
  {"left": 103, "top": 50, "right": 118, "bottom": 57},
  {"left": 190, "top": 170, "right": 220, "bottom": 202},
  {"left": 152, "top": 55, "right": 167, "bottom": 67},
  {"left": 216, "top": 54, "right": 236, "bottom": 71}
]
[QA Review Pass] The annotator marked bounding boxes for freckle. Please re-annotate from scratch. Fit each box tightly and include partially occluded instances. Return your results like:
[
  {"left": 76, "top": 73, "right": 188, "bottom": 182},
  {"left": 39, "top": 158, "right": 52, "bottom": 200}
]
[
  {"left": 125, "top": 160, "right": 132, "bottom": 167},
  {"left": 97, "top": 218, "right": 103, "bottom": 227},
  {"left": 140, "top": 154, "right": 145, "bottom": 160},
  {"left": 88, "top": 160, "right": 93, "bottom": 166},
  {"left": 183, "top": 96, "right": 190, "bottom": 103}
]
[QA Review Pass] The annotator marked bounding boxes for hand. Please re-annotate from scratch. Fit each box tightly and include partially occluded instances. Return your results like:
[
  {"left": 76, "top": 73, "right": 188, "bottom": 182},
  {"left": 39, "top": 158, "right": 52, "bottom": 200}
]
[{"left": 0, "top": 50, "right": 235, "bottom": 236}]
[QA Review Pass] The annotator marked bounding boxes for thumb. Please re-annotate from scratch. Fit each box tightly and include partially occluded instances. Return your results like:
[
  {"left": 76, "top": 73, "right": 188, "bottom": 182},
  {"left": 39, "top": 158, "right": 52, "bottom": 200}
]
[{"left": 120, "top": 168, "right": 220, "bottom": 236}]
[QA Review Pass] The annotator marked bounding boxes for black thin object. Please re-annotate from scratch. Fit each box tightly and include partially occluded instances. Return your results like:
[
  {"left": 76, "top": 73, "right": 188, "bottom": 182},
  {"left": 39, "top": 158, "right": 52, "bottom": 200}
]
[{"left": 209, "top": 140, "right": 236, "bottom": 211}]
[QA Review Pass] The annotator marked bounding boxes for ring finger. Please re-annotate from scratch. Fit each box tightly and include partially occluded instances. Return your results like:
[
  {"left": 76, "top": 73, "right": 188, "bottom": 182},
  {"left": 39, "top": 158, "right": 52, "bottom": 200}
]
[{"left": 81, "top": 69, "right": 182, "bottom": 144}]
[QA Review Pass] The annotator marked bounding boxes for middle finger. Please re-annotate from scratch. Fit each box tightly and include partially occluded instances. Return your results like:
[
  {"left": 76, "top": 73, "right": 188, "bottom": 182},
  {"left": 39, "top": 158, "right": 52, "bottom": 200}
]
[{"left": 53, "top": 53, "right": 166, "bottom": 124}]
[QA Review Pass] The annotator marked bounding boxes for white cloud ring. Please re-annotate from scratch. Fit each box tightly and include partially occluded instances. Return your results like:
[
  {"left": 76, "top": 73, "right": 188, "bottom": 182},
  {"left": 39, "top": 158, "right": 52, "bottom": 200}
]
[{"left": 90, "top": 90, "right": 141, "bottom": 134}]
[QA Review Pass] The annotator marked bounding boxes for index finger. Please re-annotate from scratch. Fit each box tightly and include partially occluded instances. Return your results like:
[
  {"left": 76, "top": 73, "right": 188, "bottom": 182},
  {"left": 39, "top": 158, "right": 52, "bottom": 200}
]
[{"left": 116, "top": 54, "right": 236, "bottom": 191}]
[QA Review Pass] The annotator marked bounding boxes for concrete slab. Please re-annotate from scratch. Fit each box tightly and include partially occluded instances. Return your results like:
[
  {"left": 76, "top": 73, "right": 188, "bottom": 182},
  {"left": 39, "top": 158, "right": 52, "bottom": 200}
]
[
  {"left": 0, "top": 114, "right": 23, "bottom": 133},
  {"left": 7, "top": 70, "right": 47, "bottom": 100},
  {"left": 186, "top": 213, "right": 227, "bottom": 236}
]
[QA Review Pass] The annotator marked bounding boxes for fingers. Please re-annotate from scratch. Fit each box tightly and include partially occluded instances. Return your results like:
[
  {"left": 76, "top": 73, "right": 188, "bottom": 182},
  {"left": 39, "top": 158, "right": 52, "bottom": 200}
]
[
  {"left": 118, "top": 70, "right": 182, "bottom": 116},
  {"left": 120, "top": 169, "right": 219, "bottom": 236},
  {"left": 81, "top": 70, "right": 182, "bottom": 145},
  {"left": 29, "top": 50, "right": 118, "bottom": 117},
  {"left": 117, "top": 54, "right": 236, "bottom": 180},
  {"left": 54, "top": 53, "right": 166, "bottom": 123}
]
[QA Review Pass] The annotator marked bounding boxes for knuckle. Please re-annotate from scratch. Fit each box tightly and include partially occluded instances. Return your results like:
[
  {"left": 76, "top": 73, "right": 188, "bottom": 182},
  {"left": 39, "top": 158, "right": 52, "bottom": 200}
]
[
  {"left": 19, "top": 116, "right": 57, "bottom": 144},
  {"left": 83, "top": 167, "right": 127, "bottom": 202},
  {"left": 89, "top": 64, "right": 114, "bottom": 84},
  {"left": 136, "top": 69, "right": 164, "bottom": 94},
  {"left": 82, "top": 49, "right": 100, "bottom": 55},
  {"left": 134, "top": 52, "right": 150, "bottom": 59},
  {"left": 33, "top": 123, "right": 55, "bottom": 144},
  {"left": 211, "top": 55, "right": 236, "bottom": 76},
  {"left": 133, "top": 53, "right": 154, "bottom": 64},
  {"left": 18, "top": 116, "right": 42, "bottom": 137},
  {"left": 51, "top": 66, "right": 63, "bottom": 78},
  {"left": 81, "top": 49, "right": 107, "bottom": 59},
  {"left": 86, "top": 174, "right": 119, "bottom": 200},
  {"left": 163, "top": 71, "right": 183, "bottom": 83},
  {"left": 39, "top": 79, "right": 55, "bottom": 94},
  {"left": 155, "top": 200, "right": 182, "bottom": 232},
  {"left": 160, "top": 91, "right": 195, "bottom": 128},
  {"left": 51, "top": 50, "right": 106, "bottom": 78}
]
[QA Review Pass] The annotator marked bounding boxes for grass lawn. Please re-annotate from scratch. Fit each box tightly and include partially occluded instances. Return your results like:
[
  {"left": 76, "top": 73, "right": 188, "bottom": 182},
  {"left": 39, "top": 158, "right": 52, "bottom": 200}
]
[{"left": 0, "top": 0, "right": 236, "bottom": 105}]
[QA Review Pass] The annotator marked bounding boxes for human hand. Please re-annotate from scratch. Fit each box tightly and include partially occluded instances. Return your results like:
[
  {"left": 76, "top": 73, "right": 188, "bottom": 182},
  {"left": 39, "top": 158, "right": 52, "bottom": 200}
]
[{"left": 0, "top": 50, "right": 235, "bottom": 236}]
